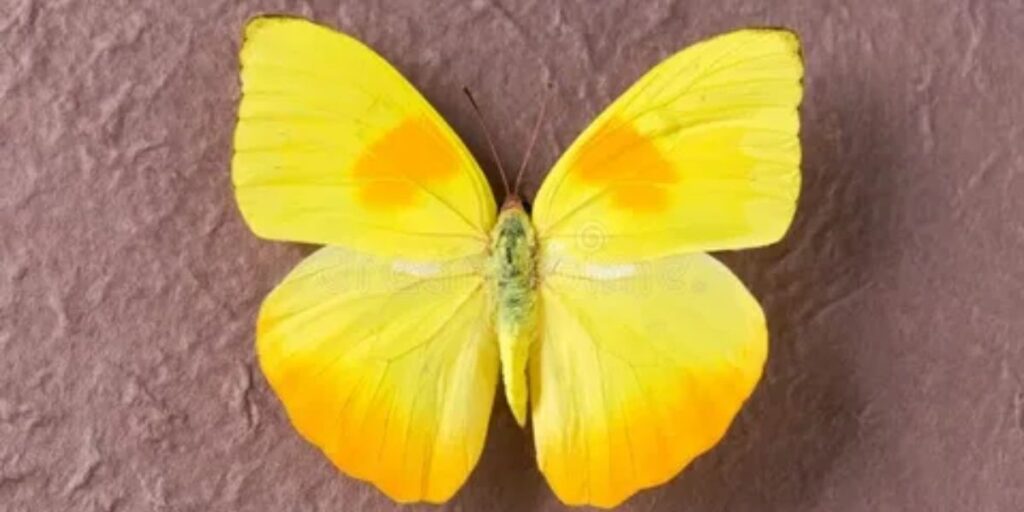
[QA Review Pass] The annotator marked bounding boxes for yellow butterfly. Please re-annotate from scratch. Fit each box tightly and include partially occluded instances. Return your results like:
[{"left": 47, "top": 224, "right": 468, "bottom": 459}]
[{"left": 232, "top": 16, "right": 802, "bottom": 508}]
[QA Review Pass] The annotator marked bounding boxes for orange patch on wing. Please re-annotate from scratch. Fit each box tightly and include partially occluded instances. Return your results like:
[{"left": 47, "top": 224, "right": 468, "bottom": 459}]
[
  {"left": 352, "top": 117, "right": 460, "bottom": 208},
  {"left": 572, "top": 118, "right": 677, "bottom": 212},
  {"left": 359, "top": 180, "right": 417, "bottom": 207}
]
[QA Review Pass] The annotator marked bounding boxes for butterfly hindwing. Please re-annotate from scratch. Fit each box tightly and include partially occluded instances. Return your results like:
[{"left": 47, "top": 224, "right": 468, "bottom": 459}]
[
  {"left": 257, "top": 246, "right": 497, "bottom": 502},
  {"left": 532, "top": 252, "right": 766, "bottom": 507}
]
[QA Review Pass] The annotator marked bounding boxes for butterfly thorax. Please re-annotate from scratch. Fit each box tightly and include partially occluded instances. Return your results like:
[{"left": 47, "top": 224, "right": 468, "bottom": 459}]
[{"left": 489, "top": 200, "right": 538, "bottom": 426}]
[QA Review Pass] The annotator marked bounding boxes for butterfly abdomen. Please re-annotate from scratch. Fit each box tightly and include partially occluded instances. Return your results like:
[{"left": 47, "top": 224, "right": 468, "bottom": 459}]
[{"left": 489, "top": 204, "right": 538, "bottom": 426}]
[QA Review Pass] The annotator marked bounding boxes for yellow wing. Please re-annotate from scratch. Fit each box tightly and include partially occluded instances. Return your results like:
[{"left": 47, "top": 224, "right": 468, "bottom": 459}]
[
  {"left": 529, "top": 29, "right": 802, "bottom": 506},
  {"left": 257, "top": 246, "right": 497, "bottom": 502},
  {"left": 531, "top": 253, "right": 766, "bottom": 507},
  {"left": 532, "top": 29, "right": 803, "bottom": 261},
  {"left": 233, "top": 17, "right": 501, "bottom": 502},
  {"left": 233, "top": 16, "right": 495, "bottom": 260}
]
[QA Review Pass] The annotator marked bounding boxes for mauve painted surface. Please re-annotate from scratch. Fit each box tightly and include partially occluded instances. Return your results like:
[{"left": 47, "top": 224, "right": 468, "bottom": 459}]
[{"left": 2, "top": 0, "right": 1023, "bottom": 510}]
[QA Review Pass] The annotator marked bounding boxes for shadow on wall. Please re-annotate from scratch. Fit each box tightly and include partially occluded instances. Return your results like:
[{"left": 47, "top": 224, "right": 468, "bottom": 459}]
[{"left": 446, "top": 52, "right": 903, "bottom": 512}]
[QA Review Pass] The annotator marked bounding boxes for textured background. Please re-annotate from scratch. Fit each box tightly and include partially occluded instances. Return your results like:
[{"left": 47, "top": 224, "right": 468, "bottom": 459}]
[{"left": 2, "top": 0, "right": 1023, "bottom": 511}]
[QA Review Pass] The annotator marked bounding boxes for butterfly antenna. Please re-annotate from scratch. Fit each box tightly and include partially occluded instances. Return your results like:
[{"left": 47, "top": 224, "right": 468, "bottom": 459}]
[
  {"left": 463, "top": 87, "right": 511, "bottom": 198},
  {"left": 512, "top": 86, "right": 553, "bottom": 195}
]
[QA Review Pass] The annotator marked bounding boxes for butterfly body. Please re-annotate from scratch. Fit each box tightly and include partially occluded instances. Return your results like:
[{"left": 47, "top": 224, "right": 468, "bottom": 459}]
[
  {"left": 233, "top": 16, "right": 802, "bottom": 508},
  {"left": 489, "top": 201, "right": 539, "bottom": 426}
]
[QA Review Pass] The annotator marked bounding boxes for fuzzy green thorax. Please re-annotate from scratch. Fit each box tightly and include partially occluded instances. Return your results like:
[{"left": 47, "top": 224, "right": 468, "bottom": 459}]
[{"left": 490, "top": 200, "right": 538, "bottom": 426}]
